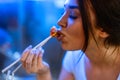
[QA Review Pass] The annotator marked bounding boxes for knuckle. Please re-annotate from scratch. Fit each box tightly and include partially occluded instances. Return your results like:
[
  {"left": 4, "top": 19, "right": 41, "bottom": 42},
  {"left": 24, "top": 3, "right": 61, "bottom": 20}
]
[
  {"left": 21, "top": 58, "right": 25, "bottom": 63},
  {"left": 20, "top": 58, "right": 23, "bottom": 61},
  {"left": 26, "top": 60, "right": 30, "bottom": 64}
]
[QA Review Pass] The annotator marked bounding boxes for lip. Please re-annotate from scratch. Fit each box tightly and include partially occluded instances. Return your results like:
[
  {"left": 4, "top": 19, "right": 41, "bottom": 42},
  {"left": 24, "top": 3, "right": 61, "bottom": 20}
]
[{"left": 56, "top": 30, "right": 65, "bottom": 41}]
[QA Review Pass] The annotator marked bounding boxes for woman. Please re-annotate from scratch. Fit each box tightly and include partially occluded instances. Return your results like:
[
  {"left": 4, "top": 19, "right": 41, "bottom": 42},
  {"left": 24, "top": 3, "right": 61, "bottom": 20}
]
[{"left": 21, "top": 0, "right": 120, "bottom": 80}]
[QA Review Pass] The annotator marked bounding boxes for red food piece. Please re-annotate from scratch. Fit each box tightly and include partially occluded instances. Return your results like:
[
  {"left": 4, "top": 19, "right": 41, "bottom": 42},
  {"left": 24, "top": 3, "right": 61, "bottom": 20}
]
[{"left": 50, "top": 26, "right": 58, "bottom": 37}]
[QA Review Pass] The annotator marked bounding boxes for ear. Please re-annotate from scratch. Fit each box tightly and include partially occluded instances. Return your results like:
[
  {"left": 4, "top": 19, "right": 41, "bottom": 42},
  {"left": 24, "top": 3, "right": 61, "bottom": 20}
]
[{"left": 98, "top": 28, "right": 109, "bottom": 38}]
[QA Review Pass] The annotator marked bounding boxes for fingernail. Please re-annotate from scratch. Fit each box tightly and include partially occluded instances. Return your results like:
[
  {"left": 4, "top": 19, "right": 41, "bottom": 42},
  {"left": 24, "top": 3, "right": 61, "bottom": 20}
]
[{"left": 38, "top": 46, "right": 42, "bottom": 50}]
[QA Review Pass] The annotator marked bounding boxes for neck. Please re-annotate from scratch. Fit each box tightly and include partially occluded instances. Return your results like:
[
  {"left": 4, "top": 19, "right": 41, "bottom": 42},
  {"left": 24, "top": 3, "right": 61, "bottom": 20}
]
[{"left": 85, "top": 45, "right": 120, "bottom": 67}]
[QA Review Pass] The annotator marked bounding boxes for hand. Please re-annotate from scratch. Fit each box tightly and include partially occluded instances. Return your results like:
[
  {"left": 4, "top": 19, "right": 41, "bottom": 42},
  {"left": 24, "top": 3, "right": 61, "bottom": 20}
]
[{"left": 20, "top": 45, "right": 50, "bottom": 74}]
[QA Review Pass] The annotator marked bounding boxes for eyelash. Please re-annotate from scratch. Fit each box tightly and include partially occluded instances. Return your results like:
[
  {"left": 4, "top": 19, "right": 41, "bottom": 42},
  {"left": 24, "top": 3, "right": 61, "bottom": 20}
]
[{"left": 69, "top": 15, "right": 78, "bottom": 19}]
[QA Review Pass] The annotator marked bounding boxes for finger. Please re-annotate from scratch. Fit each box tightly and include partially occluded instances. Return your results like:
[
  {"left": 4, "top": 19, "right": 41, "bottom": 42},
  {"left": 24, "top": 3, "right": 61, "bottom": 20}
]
[
  {"left": 26, "top": 49, "right": 36, "bottom": 73},
  {"left": 21, "top": 45, "right": 32, "bottom": 62},
  {"left": 29, "top": 50, "right": 35, "bottom": 69},
  {"left": 38, "top": 47, "right": 44, "bottom": 57},
  {"left": 37, "top": 53, "right": 46, "bottom": 74},
  {"left": 37, "top": 47, "right": 44, "bottom": 69},
  {"left": 37, "top": 53, "right": 43, "bottom": 68},
  {"left": 21, "top": 45, "right": 32, "bottom": 68},
  {"left": 32, "top": 50, "right": 39, "bottom": 72},
  {"left": 22, "top": 50, "right": 32, "bottom": 70}
]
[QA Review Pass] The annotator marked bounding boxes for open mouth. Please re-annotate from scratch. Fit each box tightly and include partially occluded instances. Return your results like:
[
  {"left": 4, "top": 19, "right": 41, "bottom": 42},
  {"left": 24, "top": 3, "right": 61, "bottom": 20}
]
[
  {"left": 50, "top": 26, "right": 64, "bottom": 40},
  {"left": 56, "top": 30, "right": 64, "bottom": 41}
]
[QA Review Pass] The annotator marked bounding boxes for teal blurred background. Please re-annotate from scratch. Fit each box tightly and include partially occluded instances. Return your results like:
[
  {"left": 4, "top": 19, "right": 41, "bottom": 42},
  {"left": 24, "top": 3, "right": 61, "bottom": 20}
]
[{"left": 0, "top": 0, "right": 66, "bottom": 80}]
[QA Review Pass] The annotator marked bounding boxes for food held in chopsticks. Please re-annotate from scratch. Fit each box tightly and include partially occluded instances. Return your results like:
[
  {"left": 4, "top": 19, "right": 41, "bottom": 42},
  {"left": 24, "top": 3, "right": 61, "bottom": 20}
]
[
  {"left": 50, "top": 26, "right": 59, "bottom": 37},
  {"left": 50, "top": 26, "right": 64, "bottom": 41}
]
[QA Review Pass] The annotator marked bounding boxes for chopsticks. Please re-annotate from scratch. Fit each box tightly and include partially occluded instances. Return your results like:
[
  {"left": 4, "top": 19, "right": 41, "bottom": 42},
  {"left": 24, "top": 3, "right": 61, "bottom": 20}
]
[{"left": 2, "top": 35, "right": 52, "bottom": 73}]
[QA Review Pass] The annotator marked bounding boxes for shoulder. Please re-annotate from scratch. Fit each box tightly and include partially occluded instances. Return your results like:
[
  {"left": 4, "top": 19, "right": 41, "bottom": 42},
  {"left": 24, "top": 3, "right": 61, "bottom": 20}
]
[
  {"left": 117, "top": 74, "right": 120, "bottom": 80},
  {"left": 62, "top": 50, "right": 84, "bottom": 72},
  {"left": 65, "top": 50, "right": 84, "bottom": 61},
  {"left": 65, "top": 50, "right": 83, "bottom": 57}
]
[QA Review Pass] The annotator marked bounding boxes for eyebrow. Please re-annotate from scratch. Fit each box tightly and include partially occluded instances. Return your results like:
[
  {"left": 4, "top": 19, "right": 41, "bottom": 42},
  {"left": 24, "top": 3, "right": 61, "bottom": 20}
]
[{"left": 64, "top": 4, "right": 79, "bottom": 9}]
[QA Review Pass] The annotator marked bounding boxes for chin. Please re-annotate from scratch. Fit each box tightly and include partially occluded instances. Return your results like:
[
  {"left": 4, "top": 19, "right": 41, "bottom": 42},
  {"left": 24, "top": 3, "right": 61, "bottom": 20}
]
[{"left": 61, "top": 44, "right": 81, "bottom": 51}]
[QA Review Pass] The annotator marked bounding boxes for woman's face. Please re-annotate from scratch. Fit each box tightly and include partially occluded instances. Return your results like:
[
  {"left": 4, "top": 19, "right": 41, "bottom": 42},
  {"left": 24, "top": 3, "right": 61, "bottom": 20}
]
[{"left": 57, "top": 0, "right": 85, "bottom": 50}]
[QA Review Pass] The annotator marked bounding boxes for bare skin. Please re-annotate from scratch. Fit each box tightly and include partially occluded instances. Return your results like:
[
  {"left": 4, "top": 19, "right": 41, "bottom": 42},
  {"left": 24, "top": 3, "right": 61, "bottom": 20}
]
[{"left": 20, "top": 0, "right": 120, "bottom": 80}]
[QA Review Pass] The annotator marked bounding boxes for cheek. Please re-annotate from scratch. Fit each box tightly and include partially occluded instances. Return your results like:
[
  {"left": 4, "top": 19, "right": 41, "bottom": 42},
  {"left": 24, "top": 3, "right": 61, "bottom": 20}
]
[
  {"left": 67, "top": 20, "right": 85, "bottom": 49},
  {"left": 71, "top": 28, "right": 85, "bottom": 49},
  {"left": 68, "top": 19, "right": 84, "bottom": 39}
]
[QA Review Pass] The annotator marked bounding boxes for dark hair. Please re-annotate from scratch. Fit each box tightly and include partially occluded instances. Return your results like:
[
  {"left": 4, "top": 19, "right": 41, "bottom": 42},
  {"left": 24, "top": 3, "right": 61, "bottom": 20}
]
[
  {"left": 78, "top": 0, "right": 120, "bottom": 51},
  {"left": 77, "top": 0, "right": 89, "bottom": 52}
]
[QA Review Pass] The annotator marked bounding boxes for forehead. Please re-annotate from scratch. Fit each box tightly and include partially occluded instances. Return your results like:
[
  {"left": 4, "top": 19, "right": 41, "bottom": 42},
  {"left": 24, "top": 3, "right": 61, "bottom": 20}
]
[{"left": 65, "top": 0, "right": 78, "bottom": 6}]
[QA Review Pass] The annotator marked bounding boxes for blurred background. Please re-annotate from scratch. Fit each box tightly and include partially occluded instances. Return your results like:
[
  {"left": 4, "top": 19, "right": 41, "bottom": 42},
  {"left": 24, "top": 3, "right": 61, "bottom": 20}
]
[{"left": 0, "top": 0, "right": 66, "bottom": 80}]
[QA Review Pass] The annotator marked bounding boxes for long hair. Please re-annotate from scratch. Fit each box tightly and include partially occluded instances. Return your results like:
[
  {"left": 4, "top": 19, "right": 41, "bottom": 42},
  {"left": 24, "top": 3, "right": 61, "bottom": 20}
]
[{"left": 77, "top": 0, "right": 120, "bottom": 51}]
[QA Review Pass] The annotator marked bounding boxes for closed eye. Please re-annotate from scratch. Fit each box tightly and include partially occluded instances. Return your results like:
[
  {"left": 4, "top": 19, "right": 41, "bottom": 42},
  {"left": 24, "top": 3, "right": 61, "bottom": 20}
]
[{"left": 69, "top": 15, "right": 78, "bottom": 19}]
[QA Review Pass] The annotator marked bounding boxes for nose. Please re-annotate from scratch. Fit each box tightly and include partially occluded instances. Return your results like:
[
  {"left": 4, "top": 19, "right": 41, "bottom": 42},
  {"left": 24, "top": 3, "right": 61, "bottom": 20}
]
[{"left": 57, "top": 13, "right": 68, "bottom": 28}]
